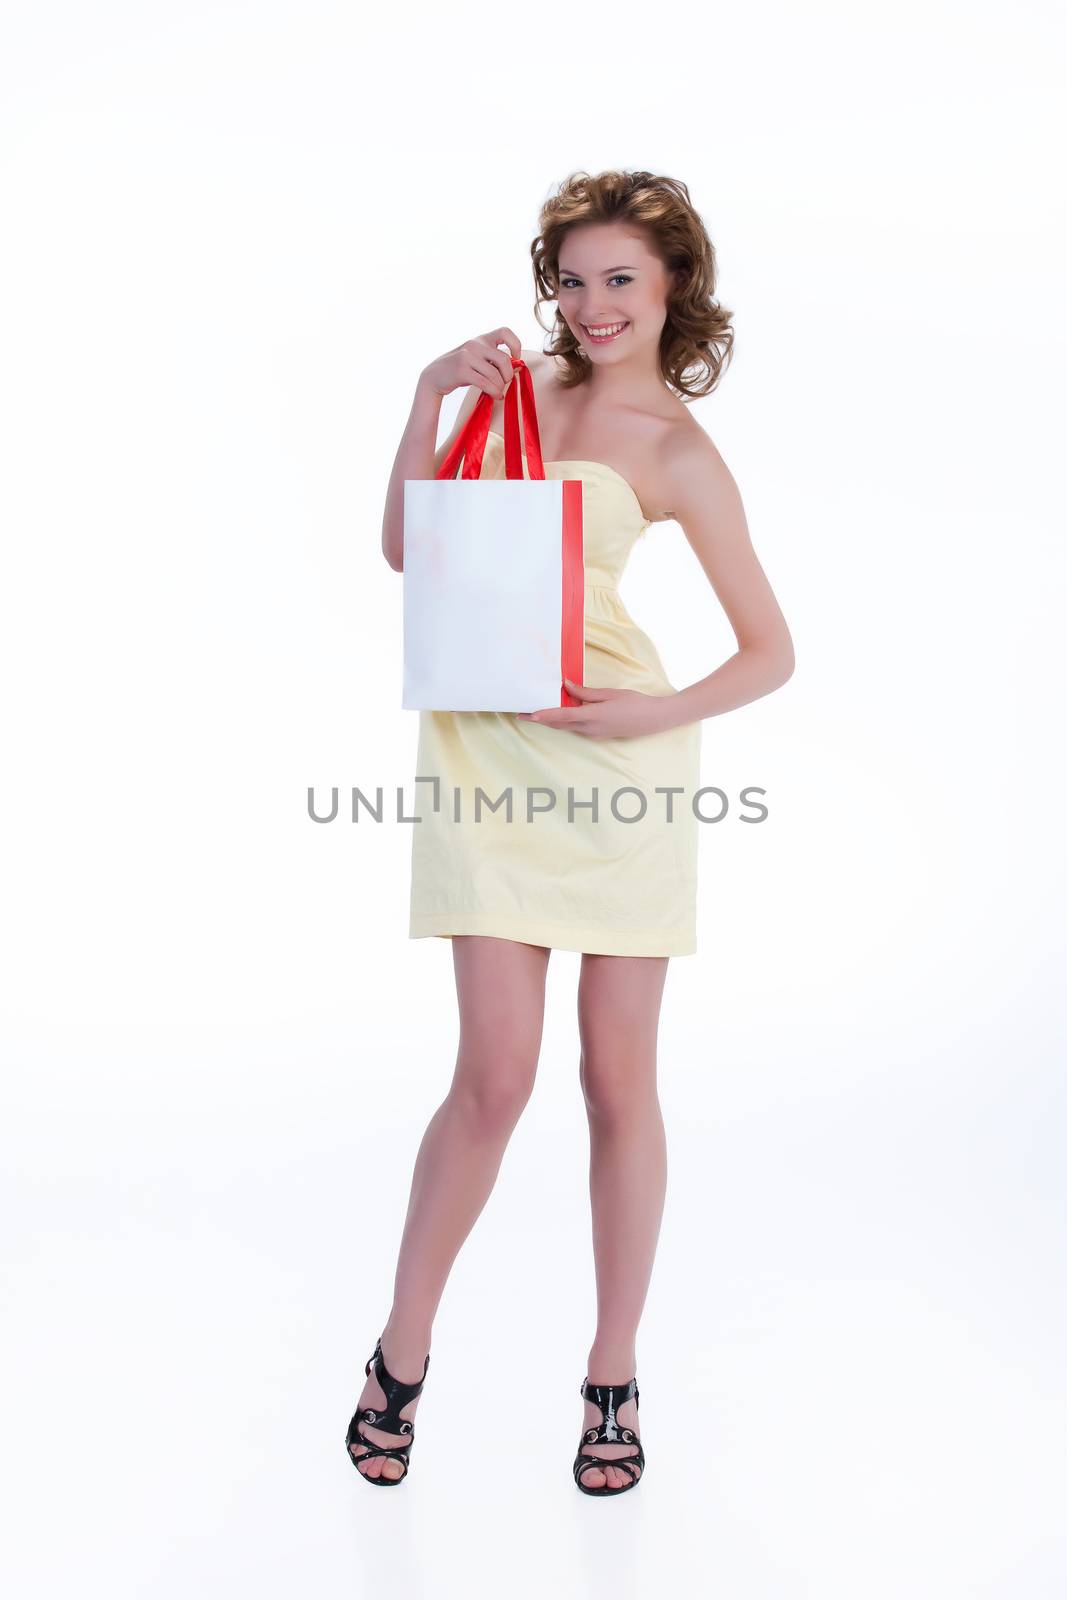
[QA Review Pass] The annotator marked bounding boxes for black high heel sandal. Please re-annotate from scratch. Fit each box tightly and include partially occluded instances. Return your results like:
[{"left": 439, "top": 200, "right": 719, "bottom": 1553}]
[
  {"left": 573, "top": 1375, "right": 646, "bottom": 1495},
  {"left": 345, "top": 1335, "right": 430, "bottom": 1487}
]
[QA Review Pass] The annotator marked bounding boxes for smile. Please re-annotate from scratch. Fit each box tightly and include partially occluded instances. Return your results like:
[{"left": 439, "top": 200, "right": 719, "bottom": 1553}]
[{"left": 581, "top": 320, "right": 629, "bottom": 344}]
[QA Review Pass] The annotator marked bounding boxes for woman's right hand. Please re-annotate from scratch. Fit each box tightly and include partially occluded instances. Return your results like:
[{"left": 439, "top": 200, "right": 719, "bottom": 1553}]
[{"left": 420, "top": 329, "right": 523, "bottom": 402}]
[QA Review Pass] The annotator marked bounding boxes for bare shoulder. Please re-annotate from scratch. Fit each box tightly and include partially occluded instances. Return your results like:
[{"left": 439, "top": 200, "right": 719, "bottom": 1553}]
[
  {"left": 656, "top": 413, "right": 738, "bottom": 524},
  {"left": 522, "top": 346, "right": 561, "bottom": 398}
]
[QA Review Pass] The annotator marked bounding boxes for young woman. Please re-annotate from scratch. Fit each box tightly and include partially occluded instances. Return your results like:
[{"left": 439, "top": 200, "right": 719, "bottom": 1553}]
[{"left": 348, "top": 168, "right": 795, "bottom": 1495}]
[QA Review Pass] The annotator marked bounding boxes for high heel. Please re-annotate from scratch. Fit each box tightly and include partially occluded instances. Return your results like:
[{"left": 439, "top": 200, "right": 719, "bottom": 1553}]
[
  {"left": 345, "top": 1335, "right": 430, "bottom": 1486},
  {"left": 573, "top": 1375, "right": 645, "bottom": 1495}
]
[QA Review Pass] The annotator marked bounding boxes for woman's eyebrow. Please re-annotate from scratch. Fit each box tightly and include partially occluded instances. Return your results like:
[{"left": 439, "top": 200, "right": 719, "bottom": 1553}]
[{"left": 558, "top": 264, "right": 640, "bottom": 275}]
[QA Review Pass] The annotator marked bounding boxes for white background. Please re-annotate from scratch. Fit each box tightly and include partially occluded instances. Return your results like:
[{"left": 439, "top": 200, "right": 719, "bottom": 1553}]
[{"left": 2, "top": 2, "right": 1065, "bottom": 1596}]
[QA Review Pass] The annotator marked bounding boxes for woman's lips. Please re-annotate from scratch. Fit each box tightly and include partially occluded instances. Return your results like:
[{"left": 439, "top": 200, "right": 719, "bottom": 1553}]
[{"left": 581, "top": 321, "right": 629, "bottom": 345}]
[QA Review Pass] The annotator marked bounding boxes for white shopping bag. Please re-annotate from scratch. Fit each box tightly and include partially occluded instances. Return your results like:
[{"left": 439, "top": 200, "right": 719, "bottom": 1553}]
[{"left": 402, "top": 357, "right": 585, "bottom": 713}]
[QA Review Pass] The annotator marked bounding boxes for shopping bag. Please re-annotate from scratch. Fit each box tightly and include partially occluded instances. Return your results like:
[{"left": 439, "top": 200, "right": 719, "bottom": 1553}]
[{"left": 402, "top": 356, "right": 585, "bottom": 712}]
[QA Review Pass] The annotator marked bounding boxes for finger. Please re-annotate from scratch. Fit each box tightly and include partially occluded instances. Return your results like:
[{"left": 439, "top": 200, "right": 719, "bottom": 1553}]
[
  {"left": 532, "top": 710, "right": 584, "bottom": 728},
  {"left": 469, "top": 352, "right": 511, "bottom": 400},
  {"left": 483, "top": 327, "right": 523, "bottom": 361},
  {"left": 564, "top": 678, "right": 611, "bottom": 700},
  {"left": 480, "top": 345, "right": 514, "bottom": 395}
]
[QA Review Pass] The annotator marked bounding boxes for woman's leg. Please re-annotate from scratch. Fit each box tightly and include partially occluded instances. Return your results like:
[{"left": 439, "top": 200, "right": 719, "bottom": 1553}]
[
  {"left": 574, "top": 951, "right": 670, "bottom": 1489},
  {"left": 350, "top": 933, "right": 551, "bottom": 1479}
]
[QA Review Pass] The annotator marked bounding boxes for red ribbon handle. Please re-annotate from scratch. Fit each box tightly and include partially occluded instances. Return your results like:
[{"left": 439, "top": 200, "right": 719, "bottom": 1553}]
[{"left": 435, "top": 356, "right": 546, "bottom": 482}]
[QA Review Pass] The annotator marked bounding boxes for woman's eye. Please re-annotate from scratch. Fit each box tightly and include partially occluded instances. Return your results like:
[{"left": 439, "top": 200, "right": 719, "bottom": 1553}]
[{"left": 559, "top": 275, "right": 632, "bottom": 290}]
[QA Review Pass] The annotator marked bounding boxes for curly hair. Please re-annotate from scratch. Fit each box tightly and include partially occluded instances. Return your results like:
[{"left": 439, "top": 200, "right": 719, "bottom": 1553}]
[{"left": 530, "top": 168, "right": 734, "bottom": 399}]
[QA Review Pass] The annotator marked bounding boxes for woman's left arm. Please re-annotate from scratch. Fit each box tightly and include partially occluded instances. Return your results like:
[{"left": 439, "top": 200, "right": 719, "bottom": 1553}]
[
  {"left": 651, "top": 431, "right": 795, "bottom": 734},
  {"left": 516, "top": 432, "right": 795, "bottom": 740}
]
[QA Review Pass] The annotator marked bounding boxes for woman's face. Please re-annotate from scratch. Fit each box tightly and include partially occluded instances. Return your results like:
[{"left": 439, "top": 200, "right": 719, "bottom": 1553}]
[{"left": 555, "top": 222, "right": 671, "bottom": 366}]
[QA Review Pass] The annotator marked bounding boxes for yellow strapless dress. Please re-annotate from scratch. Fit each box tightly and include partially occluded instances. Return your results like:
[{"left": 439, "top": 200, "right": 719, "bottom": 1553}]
[{"left": 408, "top": 430, "right": 702, "bottom": 956}]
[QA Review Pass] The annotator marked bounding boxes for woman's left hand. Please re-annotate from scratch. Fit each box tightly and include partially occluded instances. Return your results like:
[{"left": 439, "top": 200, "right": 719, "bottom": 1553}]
[{"left": 516, "top": 678, "right": 673, "bottom": 739}]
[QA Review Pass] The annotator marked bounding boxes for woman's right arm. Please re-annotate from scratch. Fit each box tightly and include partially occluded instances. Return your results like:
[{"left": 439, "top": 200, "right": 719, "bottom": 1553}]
[{"left": 381, "top": 327, "right": 523, "bottom": 571}]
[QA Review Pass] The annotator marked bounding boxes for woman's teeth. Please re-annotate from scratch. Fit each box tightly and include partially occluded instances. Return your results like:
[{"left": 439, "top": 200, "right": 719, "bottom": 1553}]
[{"left": 582, "top": 321, "right": 629, "bottom": 342}]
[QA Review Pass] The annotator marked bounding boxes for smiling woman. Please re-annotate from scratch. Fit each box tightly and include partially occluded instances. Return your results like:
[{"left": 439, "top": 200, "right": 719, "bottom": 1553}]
[{"left": 357, "top": 166, "right": 794, "bottom": 1500}]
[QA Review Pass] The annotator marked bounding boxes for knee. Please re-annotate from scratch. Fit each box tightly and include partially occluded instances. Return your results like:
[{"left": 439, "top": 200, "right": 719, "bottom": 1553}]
[
  {"left": 579, "top": 1047, "right": 656, "bottom": 1125},
  {"left": 451, "top": 1045, "right": 538, "bottom": 1134}
]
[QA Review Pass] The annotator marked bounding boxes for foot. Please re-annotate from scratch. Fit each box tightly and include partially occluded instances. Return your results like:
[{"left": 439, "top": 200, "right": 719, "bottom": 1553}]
[
  {"left": 348, "top": 1338, "right": 429, "bottom": 1482},
  {"left": 577, "top": 1383, "right": 643, "bottom": 1491}
]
